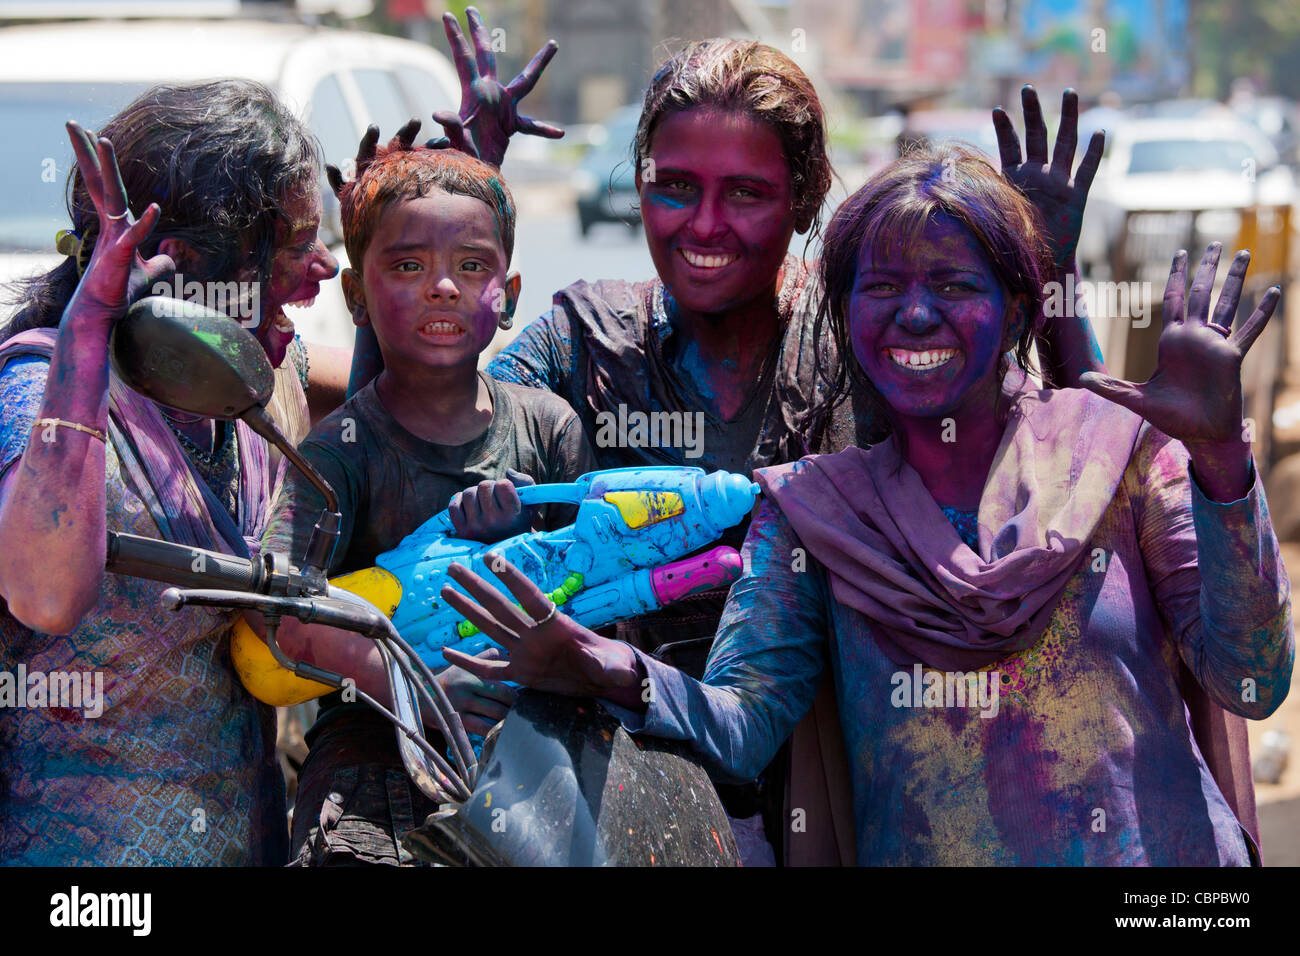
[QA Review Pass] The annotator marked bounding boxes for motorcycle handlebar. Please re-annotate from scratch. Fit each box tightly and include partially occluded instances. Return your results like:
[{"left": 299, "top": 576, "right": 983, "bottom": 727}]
[
  {"left": 106, "top": 531, "right": 263, "bottom": 592},
  {"left": 108, "top": 534, "right": 477, "bottom": 804}
]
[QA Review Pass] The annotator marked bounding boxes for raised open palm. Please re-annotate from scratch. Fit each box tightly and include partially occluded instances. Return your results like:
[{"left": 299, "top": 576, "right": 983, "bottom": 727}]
[
  {"left": 65, "top": 121, "right": 174, "bottom": 328},
  {"left": 1078, "top": 243, "right": 1280, "bottom": 448},
  {"left": 433, "top": 6, "right": 563, "bottom": 167},
  {"left": 993, "top": 86, "right": 1104, "bottom": 271}
]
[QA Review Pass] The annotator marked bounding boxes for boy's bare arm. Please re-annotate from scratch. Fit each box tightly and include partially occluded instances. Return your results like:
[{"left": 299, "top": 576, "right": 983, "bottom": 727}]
[{"left": 303, "top": 342, "right": 352, "bottom": 423}]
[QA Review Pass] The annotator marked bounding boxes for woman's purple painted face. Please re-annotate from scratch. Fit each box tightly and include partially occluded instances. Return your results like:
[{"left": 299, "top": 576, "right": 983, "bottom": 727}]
[
  {"left": 849, "top": 214, "right": 1018, "bottom": 419},
  {"left": 637, "top": 108, "right": 796, "bottom": 316}
]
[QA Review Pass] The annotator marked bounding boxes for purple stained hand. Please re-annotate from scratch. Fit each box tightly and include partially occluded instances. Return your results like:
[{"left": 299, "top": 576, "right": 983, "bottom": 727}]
[{"left": 433, "top": 6, "right": 564, "bottom": 167}]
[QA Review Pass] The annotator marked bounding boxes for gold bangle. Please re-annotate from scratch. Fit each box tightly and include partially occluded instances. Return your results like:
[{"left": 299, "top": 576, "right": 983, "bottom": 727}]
[{"left": 33, "top": 418, "right": 106, "bottom": 442}]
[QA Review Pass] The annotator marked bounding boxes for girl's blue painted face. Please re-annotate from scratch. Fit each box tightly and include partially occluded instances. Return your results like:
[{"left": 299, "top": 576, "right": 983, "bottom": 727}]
[{"left": 849, "top": 214, "right": 1019, "bottom": 419}]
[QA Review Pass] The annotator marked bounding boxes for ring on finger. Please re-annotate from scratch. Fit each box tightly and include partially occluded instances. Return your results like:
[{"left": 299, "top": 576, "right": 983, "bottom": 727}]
[
  {"left": 1207, "top": 322, "right": 1232, "bottom": 337},
  {"left": 532, "top": 600, "right": 558, "bottom": 627},
  {"left": 105, "top": 210, "right": 129, "bottom": 221}
]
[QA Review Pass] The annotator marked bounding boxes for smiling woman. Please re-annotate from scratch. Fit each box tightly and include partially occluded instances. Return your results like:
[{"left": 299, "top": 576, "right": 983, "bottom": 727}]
[
  {"left": 476, "top": 42, "right": 868, "bottom": 862},
  {"left": 488, "top": 43, "right": 870, "bottom": 659},
  {"left": 0, "top": 80, "right": 342, "bottom": 866},
  {"left": 809, "top": 145, "right": 1050, "bottom": 504}
]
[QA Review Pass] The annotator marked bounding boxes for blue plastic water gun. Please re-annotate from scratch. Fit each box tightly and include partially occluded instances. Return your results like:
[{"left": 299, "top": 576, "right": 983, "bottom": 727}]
[
  {"left": 230, "top": 466, "right": 760, "bottom": 704},
  {"left": 381, "top": 465, "right": 759, "bottom": 667}
]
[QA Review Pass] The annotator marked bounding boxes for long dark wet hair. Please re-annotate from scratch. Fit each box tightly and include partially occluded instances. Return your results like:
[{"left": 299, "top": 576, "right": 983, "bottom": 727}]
[
  {"left": 3, "top": 79, "right": 319, "bottom": 340},
  {"left": 806, "top": 143, "right": 1053, "bottom": 449}
]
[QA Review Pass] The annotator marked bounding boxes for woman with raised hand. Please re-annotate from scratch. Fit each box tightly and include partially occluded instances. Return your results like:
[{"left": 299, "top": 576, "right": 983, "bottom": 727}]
[
  {"left": 0, "top": 81, "right": 341, "bottom": 865},
  {"left": 340, "top": 11, "right": 1110, "bottom": 863},
  {"left": 439, "top": 145, "right": 1291, "bottom": 866}
]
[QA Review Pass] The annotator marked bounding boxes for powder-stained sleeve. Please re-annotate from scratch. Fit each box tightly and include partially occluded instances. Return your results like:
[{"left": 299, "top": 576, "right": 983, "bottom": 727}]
[
  {"left": 1131, "top": 425, "right": 1293, "bottom": 718},
  {"left": 486, "top": 307, "right": 579, "bottom": 395},
  {"left": 602, "top": 498, "right": 830, "bottom": 783}
]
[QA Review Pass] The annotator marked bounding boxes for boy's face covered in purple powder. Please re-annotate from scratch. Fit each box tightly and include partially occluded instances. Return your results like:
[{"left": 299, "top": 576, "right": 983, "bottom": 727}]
[
  {"left": 849, "top": 214, "right": 1019, "bottom": 420},
  {"left": 353, "top": 190, "right": 517, "bottom": 375}
]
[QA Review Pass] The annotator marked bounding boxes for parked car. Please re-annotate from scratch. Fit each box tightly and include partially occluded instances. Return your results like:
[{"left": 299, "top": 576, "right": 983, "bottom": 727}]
[
  {"left": 573, "top": 105, "right": 641, "bottom": 238},
  {"left": 0, "top": 17, "right": 461, "bottom": 347},
  {"left": 1076, "top": 117, "right": 1296, "bottom": 281}
]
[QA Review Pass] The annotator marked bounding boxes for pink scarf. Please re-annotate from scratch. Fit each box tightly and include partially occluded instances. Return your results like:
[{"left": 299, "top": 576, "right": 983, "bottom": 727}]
[{"left": 757, "top": 382, "right": 1143, "bottom": 671}]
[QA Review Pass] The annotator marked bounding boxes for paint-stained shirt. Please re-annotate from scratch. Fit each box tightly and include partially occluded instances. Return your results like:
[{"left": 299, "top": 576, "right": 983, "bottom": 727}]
[
  {"left": 261, "top": 373, "right": 596, "bottom": 736},
  {"left": 0, "top": 356, "right": 285, "bottom": 866},
  {"left": 606, "top": 426, "right": 1292, "bottom": 865}
]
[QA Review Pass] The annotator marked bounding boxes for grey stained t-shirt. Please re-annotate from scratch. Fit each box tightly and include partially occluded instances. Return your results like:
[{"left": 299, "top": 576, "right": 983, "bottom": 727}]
[{"left": 261, "top": 372, "right": 597, "bottom": 739}]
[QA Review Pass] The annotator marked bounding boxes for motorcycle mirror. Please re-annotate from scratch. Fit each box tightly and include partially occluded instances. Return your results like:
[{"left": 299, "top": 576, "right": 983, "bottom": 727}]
[
  {"left": 111, "top": 295, "right": 341, "bottom": 585},
  {"left": 110, "top": 295, "right": 274, "bottom": 420}
]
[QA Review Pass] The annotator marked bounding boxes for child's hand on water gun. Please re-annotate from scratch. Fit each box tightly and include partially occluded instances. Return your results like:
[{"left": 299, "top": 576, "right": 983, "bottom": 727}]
[
  {"left": 447, "top": 468, "right": 536, "bottom": 543},
  {"left": 434, "top": 655, "right": 517, "bottom": 737}
]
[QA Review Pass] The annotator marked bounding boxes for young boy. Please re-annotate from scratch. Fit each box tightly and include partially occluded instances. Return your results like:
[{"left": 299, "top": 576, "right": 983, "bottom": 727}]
[{"left": 258, "top": 140, "right": 595, "bottom": 866}]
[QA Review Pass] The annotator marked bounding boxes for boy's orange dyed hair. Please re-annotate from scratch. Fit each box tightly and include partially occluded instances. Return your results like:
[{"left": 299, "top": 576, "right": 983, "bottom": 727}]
[{"left": 338, "top": 138, "right": 515, "bottom": 271}]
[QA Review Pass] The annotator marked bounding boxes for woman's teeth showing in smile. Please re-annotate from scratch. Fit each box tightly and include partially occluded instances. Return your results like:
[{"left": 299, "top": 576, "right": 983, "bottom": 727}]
[
  {"left": 275, "top": 292, "right": 319, "bottom": 332},
  {"left": 886, "top": 347, "right": 958, "bottom": 371},
  {"left": 680, "top": 248, "right": 738, "bottom": 269}
]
